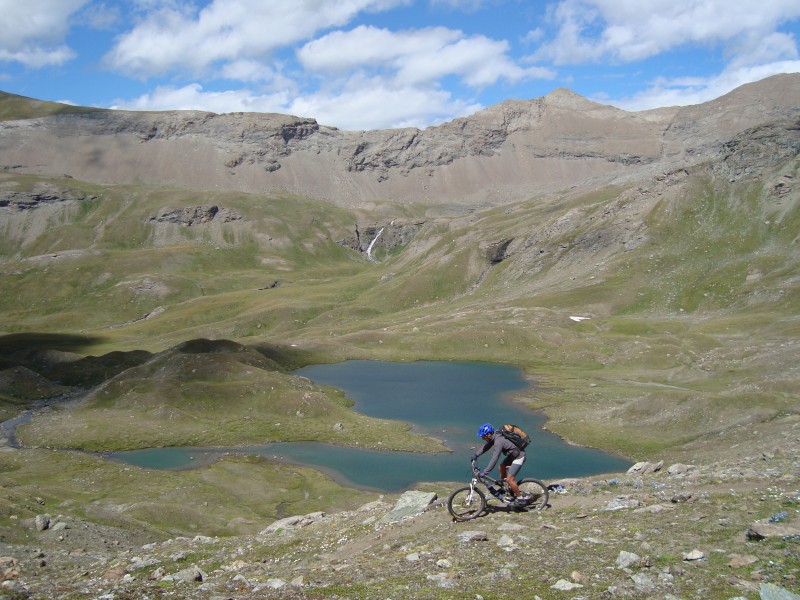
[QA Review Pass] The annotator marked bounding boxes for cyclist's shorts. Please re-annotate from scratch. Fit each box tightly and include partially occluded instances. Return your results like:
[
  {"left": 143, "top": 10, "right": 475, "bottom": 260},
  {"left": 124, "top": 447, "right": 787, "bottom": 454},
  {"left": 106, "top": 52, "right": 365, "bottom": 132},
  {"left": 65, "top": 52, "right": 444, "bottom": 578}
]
[{"left": 502, "top": 453, "right": 526, "bottom": 477}]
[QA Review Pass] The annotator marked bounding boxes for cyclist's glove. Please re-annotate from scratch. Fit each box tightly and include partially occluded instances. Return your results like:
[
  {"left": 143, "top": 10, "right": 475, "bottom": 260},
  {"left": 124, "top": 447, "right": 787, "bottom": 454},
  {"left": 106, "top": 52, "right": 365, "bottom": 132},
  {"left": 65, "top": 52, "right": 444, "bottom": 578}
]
[
  {"left": 478, "top": 470, "right": 486, "bottom": 478},
  {"left": 470, "top": 454, "right": 478, "bottom": 462}
]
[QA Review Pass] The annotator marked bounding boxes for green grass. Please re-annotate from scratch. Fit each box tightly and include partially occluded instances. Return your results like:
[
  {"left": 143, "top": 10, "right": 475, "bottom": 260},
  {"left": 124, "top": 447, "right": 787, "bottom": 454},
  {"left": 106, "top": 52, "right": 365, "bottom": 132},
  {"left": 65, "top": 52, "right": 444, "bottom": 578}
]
[
  {"left": 1, "top": 161, "right": 798, "bottom": 480},
  {"left": 0, "top": 91, "right": 103, "bottom": 121},
  {"left": 0, "top": 448, "right": 375, "bottom": 537}
]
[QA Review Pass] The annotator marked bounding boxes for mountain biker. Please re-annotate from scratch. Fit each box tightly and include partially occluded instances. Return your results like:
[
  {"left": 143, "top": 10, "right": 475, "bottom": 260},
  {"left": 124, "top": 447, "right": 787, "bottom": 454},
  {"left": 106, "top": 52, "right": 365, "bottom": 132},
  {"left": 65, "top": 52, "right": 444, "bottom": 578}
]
[{"left": 472, "top": 423, "right": 528, "bottom": 508}]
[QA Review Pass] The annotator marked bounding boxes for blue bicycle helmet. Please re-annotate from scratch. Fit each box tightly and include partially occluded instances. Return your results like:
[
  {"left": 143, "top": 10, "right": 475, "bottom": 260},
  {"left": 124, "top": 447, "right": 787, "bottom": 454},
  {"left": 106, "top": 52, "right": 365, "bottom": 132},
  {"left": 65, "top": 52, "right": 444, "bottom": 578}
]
[{"left": 477, "top": 423, "right": 494, "bottom": 438}]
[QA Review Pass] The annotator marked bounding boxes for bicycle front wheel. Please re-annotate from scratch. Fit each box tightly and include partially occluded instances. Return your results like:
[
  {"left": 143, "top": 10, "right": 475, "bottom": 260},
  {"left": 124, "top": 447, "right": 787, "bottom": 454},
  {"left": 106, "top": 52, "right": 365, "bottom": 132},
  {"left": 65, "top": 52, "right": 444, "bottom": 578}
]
[
  {"left": 447, "top": 486, "right": 487, "bottom": 521},
  {"left": 518, "top": 478, "right": 549, "bottom": 510}
]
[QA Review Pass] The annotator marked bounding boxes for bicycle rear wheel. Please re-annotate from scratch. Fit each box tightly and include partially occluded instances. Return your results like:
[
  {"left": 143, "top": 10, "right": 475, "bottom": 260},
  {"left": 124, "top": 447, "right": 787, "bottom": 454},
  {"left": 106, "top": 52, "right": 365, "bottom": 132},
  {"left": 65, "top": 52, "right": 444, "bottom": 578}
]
[
  {"left": 447, "top": 486, "right": 487, "bottom": 521},
  {"left": 518, "top": 478, "right": 549, "bottom": 510}
]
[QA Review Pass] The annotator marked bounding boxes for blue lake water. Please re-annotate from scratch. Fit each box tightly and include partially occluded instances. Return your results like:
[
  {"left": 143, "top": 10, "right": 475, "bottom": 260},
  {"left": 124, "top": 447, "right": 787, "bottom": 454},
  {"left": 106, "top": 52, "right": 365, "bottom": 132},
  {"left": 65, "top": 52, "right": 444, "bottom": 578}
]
[{"left": 111, "top": 360, "right": 631, "bottom": 491}]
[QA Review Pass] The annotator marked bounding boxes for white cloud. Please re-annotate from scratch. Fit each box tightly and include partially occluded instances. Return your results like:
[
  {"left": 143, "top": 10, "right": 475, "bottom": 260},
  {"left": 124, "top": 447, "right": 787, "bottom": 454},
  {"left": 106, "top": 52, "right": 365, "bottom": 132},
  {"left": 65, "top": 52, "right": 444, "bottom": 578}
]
[
  {"left": 534, "top": 0, "right": 800, "bottom": 65},
  {"left": 299, "top": 25, "right": 552, "bottom": 88},
  {"left": 608, "top": 59, "right": 800, "bottom": 111},
  {"left": 104, "top": 0, "right": 410, "bottom": 77},
  {"left": 429, "top": 0, "right": 490, "bottom": 10},
  {"left": 288, "top": 76, "right": 483, "bottom": 129},
  {"left": 0, "top": 0, "right": 88, "bottom": 67},
  {"left": 111, "top": 83, "right": 293, "bottom": 115},
  {"left": 110, "top": 75, "right": 483, "bottom": 131},
  {"left": 77, "top": 2, "right": 121, "bottom": 30}
]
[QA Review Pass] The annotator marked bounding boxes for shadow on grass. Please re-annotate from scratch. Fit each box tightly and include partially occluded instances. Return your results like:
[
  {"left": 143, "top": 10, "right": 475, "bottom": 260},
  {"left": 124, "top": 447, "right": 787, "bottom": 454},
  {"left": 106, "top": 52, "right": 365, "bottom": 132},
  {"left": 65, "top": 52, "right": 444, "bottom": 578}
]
[
  {"left": 0, "top": 332, "right": 106, "bottom": 358},
  {"left": 0, "top": 333, "right": 148, "bottom": 388},
  {"left": 0, "top": 333, "right": 325, "bottom": 385}
]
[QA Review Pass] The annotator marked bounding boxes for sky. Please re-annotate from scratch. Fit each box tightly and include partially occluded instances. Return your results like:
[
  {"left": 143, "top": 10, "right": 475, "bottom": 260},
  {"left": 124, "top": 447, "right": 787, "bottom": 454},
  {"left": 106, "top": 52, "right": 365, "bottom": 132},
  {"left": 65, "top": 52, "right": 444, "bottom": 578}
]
[{"left": 1, "top": 0, "right": 799, "bottom": 131}]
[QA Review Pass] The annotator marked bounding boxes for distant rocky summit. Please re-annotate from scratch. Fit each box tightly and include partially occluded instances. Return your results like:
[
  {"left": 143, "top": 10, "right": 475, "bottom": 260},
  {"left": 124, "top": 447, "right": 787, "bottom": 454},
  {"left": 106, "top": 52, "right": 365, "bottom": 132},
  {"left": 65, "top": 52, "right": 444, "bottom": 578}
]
[{"left": 2, "top": 74, "right": 799, "bottom": 208}]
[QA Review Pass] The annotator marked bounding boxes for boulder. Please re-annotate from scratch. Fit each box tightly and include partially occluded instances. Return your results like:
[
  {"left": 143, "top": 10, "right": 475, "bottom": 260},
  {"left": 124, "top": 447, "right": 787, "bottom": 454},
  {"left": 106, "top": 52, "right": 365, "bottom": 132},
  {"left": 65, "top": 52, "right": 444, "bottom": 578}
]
[
  {"left": 746, "top": 522, "right": 800, "bottom": 540},
  {"left": 627, "top": 460, "right": 663, "bottom": 475},
  {"left": 667, "top": 463, "right": 690, "bottom": 475},
  {"left": 456, "top": 531, "right": 488, "bottom": 542},
  {"left": 261, "top": 512, "right": 325, "bottom": 534},
  {"left": 33, "top": 514, "right": 50, "bottom": 531},
  {"left": 616, "top": 551, "right": 641, "bottom": 569},
  {"left": 760, "top": 582, "right": 800, "bottom": 600},
  {"left": 552, "top": 579, "right": 583, "bottom": 591},
  {"left": 683, "top": 549, "right": 705, "bottom": 561},
  {"left": 378, "top": 491, "right": 437, "bottom": 524},
  {"left": 602, "top": 496, "right": 643, "bottom": 511}
]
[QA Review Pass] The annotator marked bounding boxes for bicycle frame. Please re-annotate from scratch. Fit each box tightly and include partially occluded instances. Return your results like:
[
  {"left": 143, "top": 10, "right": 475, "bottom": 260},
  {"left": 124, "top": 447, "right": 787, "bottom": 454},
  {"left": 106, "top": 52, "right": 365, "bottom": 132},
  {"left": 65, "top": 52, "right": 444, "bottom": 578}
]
[{"left": 447, "top": 460, "right": 549, "bottom": 521}]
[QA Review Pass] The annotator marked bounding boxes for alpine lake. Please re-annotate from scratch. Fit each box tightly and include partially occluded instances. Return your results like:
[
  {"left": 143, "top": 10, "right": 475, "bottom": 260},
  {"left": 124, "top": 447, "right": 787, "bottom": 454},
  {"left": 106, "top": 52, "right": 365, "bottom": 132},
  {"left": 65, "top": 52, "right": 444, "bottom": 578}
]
[{"left": 109, "top": 361, "right": 631, "bottom": 491}]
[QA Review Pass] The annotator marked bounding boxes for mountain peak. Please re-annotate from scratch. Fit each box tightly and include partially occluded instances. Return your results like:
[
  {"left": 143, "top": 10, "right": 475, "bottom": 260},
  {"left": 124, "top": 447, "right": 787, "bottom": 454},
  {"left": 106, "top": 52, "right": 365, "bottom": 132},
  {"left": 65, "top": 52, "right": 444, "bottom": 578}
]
[{"left": 543, "top": 87, "right": 607, "bottom": 110}]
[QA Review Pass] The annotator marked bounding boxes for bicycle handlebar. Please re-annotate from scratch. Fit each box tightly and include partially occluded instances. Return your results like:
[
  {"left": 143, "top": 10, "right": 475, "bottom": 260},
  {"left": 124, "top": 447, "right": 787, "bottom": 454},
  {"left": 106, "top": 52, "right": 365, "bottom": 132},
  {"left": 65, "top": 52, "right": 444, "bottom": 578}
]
[{"left": 471, "top": 459, "right": 502, "bottom": 486}]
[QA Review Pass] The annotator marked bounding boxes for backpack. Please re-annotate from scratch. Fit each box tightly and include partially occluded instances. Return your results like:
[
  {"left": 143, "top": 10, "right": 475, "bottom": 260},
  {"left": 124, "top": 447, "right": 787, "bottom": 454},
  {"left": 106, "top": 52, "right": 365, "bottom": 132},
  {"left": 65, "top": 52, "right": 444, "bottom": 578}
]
[{"left": 497, "top": 424, "right": 531, "bottom": 450}]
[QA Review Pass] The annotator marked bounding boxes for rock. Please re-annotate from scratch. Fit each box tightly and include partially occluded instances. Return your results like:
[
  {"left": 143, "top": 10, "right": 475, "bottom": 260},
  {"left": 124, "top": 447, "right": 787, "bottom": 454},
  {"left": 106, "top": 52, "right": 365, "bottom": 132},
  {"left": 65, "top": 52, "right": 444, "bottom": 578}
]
[
  {"left": 633, "top": 503, "right": 675, "bottom": 513},
  {"left": 760, "top": 582, "right": 800, "bottom": 600},
  {"left": 728, "top": 554, "right": 759, "bottom": 568},
  {"left": 497, "top": 535, "right": 515, "bottom": 547},
  {"left": 436, "top": 559, "right": 452, "bottom": 568},
  {"left": 357, "top": 500, "right": 388, "bottom": 512},
  {"left": 570, "top": 570, "right": 589, "bottom": 584},
  {"left": 192, "top": 535, "right": 215, "bottom": 544},
  {"left": 0, "top": 579, "right": 29, "bottom": 595},
  {"left": 265, "top": 578, "right": 287, "bottom": 589},
  {"left": 616, "top": 551, "right": 641, "bottom": 569},
  {"left": 667, "top": 463, "right": 690, "bottom": 475},
  {"left": 33, "top": 514, "right": 50, "bottom": 531},
  {"left": 103, "top": 566, "right": 128, "bottom": 581},
  {"left": 146, "top": 205, "right": 242, "bottom": 226},
  {"left": 670, "top": 492, "right": 693, "bottom": 503},
  {"left": 426, "top": 572, "right": 456, "bottom": 588},
  {"left": 602, "top": 496, "right": 642, "bottom": 511},
  {"left": 746, "top": 522, "right": 800, "bottom": 540},
  {"left": 173, "top": 565, "right": 206, "bottom": 583},
  {"left": 457, "top": 531, "right": 488, "bottom": 542},
  {"left": 551, "top": 579, "right": 583, "bottom": 591},
  {"left": 378, "top": 490, "right": 437, "bottom": 524},
  {"left": 261, "top": 511, "right": 325, "bottom": 533},
  {"left": 683, "top": 549, "right": 705, "bottom": 561},
  {"left": 630, "top": 572, "right": 656, "bottom": 592},
  {"left": 498, "top": 522, "right": 525, "bottom": 531},
  {"left": 627, "top": 460, "right": 663, "bottom": 474}
]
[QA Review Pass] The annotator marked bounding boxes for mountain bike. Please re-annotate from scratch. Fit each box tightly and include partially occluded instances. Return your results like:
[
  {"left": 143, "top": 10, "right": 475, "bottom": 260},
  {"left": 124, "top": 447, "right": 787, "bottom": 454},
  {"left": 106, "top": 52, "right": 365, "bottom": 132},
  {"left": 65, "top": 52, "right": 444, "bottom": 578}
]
[{"left": 447, "top": 460, "right": 549, "bottom": 521}]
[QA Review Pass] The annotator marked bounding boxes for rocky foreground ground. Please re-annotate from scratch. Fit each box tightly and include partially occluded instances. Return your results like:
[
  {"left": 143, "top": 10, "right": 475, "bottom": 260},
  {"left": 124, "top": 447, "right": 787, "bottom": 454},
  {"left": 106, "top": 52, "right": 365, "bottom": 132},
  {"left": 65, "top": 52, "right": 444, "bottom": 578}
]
[{"left": 1, "top": 446, "right": 798, "bottom": 600}]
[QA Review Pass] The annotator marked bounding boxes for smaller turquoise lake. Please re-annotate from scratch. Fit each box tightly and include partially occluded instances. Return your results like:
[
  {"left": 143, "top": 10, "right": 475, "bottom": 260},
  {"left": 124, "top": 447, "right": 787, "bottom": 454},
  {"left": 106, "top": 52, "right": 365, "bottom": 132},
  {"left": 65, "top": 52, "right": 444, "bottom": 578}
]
[{"left": 111, "top": 361, "right": 631, "bottom": 491}]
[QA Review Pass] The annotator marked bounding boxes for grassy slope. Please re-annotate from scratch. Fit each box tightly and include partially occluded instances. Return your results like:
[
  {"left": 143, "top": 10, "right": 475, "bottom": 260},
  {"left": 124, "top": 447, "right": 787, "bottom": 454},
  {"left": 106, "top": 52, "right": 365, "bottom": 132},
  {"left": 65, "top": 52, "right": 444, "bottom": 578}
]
[
  {"left": 0, "top": 146, "right": 798, "bottom": 536},
  {"left": 0, "top": 91, "right": 102, "bottom": 121}
]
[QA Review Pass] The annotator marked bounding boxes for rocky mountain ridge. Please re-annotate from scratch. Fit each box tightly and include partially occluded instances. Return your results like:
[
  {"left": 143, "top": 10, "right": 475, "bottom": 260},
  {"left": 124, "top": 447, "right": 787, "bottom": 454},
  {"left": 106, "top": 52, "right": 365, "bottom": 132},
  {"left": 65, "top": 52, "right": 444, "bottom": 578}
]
[{"left": 2, "top": 74, "right": 799, "bottom": 208}]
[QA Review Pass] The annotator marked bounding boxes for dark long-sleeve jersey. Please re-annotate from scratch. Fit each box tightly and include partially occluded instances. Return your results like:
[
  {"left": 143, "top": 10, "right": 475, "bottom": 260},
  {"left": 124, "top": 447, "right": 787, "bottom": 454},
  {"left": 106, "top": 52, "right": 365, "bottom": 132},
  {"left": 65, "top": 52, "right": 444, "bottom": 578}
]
[{"left": 475, "top": 434, "right": 523, "bottom": 472}]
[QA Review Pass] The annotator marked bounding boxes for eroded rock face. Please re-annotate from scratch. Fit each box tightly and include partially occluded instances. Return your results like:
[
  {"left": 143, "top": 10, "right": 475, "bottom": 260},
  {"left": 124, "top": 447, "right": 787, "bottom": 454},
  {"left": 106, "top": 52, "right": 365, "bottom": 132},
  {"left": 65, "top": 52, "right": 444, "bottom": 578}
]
[
  {"left": 0, "top": 184, "right": 94, "bottom": 210},
  {"left": 712, "top": 119, "right": 800, "bottom": 182},
  {"left": 145, "top": 205, "right": 243, "bottom": 226},
  {"left": 2, "top": 74, "right": 798, "bottom": 208}
]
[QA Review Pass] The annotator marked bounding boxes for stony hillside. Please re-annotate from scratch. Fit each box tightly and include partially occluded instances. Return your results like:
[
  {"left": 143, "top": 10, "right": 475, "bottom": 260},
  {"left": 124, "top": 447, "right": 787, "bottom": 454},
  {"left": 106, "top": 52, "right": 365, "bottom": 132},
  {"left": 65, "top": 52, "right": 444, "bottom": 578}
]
[{"left": 3, "top": 449, "right": 798, "bottom": 599}]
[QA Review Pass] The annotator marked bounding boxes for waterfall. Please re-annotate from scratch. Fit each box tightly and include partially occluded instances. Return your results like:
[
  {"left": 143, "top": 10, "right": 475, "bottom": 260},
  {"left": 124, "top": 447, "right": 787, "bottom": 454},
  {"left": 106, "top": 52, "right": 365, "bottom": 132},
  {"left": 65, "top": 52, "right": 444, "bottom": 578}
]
[{"left": 366, "top": 227, "right": 385, "bottom": 261}]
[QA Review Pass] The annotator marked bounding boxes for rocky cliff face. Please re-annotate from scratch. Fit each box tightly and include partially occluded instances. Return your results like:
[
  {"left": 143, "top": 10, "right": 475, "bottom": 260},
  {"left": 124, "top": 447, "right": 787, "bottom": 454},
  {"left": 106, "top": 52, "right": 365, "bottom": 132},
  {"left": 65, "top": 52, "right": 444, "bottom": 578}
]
[{"left": 2, "top": 74, "right": 798, "bottom": 208}]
